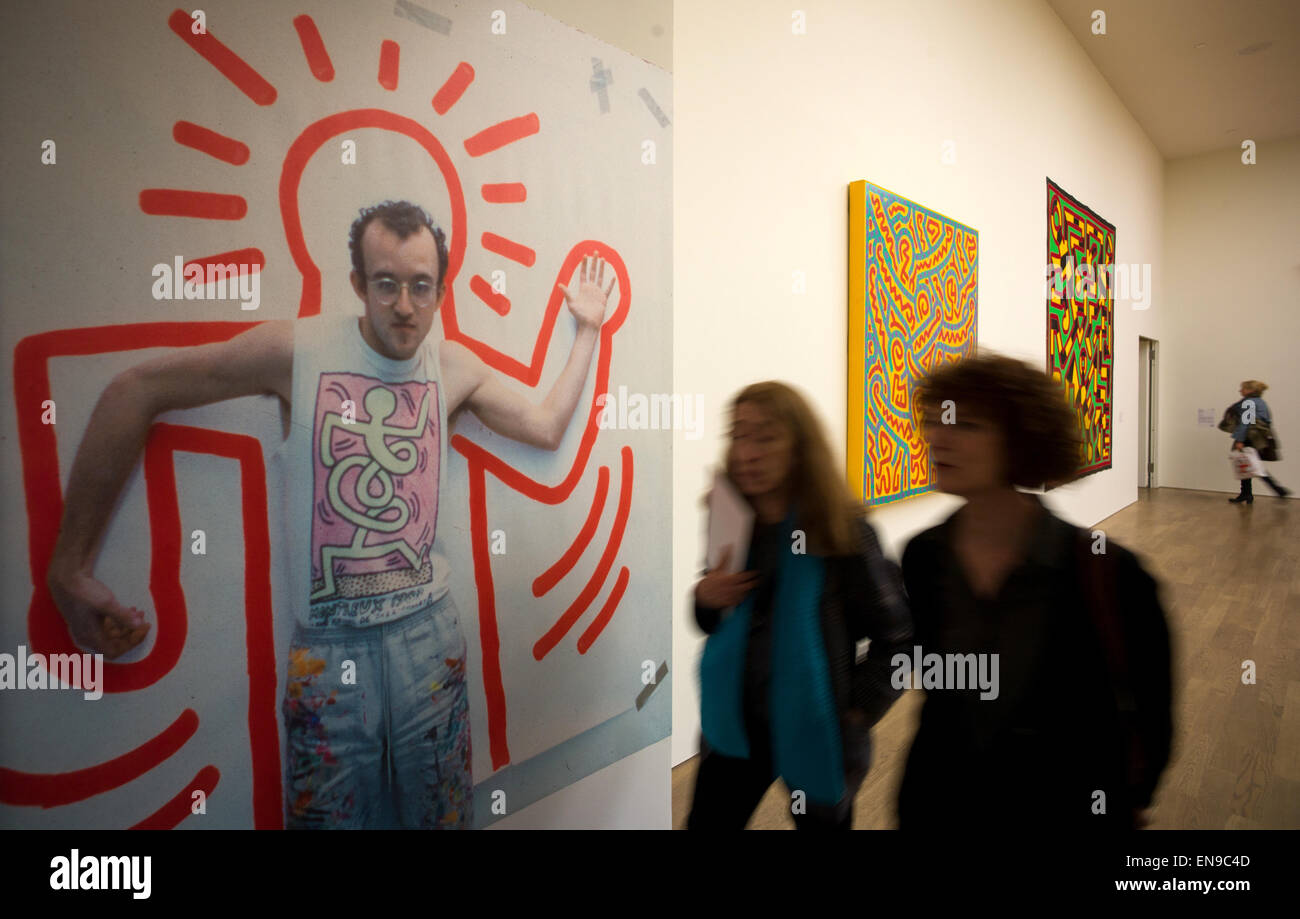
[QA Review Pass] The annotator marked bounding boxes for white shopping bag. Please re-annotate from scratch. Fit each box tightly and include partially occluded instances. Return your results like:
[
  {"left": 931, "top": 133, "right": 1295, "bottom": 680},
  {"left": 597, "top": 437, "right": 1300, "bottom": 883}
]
[{"left": 1229, "top": 447, "right": 1265, "bottom": 479}]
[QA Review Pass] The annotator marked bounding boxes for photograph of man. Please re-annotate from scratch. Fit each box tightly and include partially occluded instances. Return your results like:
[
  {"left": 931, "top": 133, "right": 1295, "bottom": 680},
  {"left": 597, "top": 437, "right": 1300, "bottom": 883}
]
[{"left": 45, "top": 199, "right": 616, "bottom": 828}]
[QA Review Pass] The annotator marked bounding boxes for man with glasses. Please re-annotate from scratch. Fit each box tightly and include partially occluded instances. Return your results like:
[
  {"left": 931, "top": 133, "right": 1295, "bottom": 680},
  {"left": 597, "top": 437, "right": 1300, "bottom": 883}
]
[{"left": 45, "top": 200, "right": 614, "bottom": 828}]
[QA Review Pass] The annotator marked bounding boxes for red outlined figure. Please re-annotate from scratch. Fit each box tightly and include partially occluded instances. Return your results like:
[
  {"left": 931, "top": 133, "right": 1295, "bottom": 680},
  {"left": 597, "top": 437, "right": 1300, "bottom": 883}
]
[
  {"left": 452, "top": 244, "right": 634, "bottom": 769},
  {"left": 9, "top": 11, "right": 645, "bottom": 828}
]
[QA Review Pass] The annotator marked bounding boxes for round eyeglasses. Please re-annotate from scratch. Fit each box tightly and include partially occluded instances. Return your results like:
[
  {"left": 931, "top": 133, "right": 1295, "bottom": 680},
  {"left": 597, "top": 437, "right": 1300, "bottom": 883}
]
[{"left": 369, "top": 276, "right": 439, "bottom": 309}]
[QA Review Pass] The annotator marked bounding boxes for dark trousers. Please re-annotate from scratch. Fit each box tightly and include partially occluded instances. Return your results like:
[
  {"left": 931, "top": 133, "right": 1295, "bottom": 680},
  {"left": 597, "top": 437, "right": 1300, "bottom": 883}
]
[
  {"left": 1239, "top": 475, "right": 1288, "bottom": 498},
  {"left": 686, "top": 734, "right": 858, "bottom": 830}
]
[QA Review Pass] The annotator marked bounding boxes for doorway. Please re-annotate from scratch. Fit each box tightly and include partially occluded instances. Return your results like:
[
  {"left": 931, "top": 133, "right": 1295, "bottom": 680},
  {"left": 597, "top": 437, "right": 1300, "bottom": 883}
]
[{"left": 1138, "top": 337, "right": 1158, "bottom": 488}]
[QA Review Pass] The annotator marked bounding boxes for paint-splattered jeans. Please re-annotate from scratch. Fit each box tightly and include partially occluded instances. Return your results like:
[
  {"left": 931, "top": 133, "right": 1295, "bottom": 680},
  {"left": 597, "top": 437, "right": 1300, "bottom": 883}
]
[{"left": 281, "top": 594, "right": 472, "bottom": 829}]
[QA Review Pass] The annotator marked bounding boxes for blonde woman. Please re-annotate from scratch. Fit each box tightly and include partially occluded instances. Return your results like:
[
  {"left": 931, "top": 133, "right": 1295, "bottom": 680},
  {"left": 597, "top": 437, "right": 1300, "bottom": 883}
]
[
  {"left": 688, "top": 381, "right": 912, "bottom": 830},
  {"left": 1225, "top": 380, "right": 1289, "bottom": 504}
]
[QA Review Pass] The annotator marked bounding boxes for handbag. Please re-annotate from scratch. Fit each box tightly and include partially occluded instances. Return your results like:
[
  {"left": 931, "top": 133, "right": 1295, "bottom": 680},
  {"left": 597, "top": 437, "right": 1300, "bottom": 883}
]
[
  {"left": 1248, "top": 419, "right": 1280, "bottom": 462},
  {"left": 1229, "top": 447, "right": 1265, "bottom": 479}
]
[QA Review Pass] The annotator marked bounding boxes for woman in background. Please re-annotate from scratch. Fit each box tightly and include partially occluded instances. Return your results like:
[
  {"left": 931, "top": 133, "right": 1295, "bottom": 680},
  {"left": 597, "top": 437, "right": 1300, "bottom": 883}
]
[
  {"left": 897, "top": 354, "right": 1173, "bottom": 830},
  {"left": 688, "top": 381, "right": 912, "bottom": 830},
  {"left": 1225, "top": 379, "right": 1289, "bottom": 504}
]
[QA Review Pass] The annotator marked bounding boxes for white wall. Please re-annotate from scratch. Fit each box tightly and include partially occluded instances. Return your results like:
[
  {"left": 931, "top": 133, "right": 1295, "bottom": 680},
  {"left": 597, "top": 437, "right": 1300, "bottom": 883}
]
[
  {"left": 672, "top": 0, "right": 1169, "bottom": 765},
  {"left": 1159, "top": 137, "right": 1300, "bottom": 494}
]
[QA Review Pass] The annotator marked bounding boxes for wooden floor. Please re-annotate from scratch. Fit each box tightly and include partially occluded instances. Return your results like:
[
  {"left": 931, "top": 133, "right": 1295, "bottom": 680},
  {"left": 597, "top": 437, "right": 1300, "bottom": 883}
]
[{"left": 671, "top": 487, "right": 1300, "bottom": 829}]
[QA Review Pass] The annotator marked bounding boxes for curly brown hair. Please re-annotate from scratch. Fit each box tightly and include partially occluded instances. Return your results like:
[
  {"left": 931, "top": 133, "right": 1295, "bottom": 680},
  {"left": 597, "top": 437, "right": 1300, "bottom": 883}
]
[{"left": 913, "top": 353, "right": 1083, "bottom": 489}]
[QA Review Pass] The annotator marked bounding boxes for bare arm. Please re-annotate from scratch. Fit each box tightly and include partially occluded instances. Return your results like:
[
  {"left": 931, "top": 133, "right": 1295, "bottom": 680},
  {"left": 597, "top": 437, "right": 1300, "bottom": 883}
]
[
  {"left": 444, "top": 254, "right": 614, "bottom": 449},
  {"left": 47, "top": 319, "right": 293, "bottom": 656}
]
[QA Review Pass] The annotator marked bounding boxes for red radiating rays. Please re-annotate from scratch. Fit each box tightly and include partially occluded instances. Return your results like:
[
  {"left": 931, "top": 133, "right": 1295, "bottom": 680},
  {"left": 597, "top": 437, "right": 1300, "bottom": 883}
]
[
  {"left": 482, "top": 183, "right": 527, "bottom": 203},
  {"left": 481, "top": 232, "right": 535, "bottom": 267},
  {"left": 378, "top": 39, "right": 399, "bottom": 90},
  {"left": 140, "top": 190, "right": 247, "bottom": 220},
  {"left": 469, "top": 275, "right": 510, "bottom": 316},
  {"left": 167, "top": 9, "right": 276, "bottom": 105},
  {"left": 465, "top": 114, "right": 540, "bottom": 156},
  {"left": 292, "top": 15, "right": 334, "bottom": 81},
  {"left": 173, "top": 121, "right": 250, "bottom": 164},
  {"left": 433, "top": 62, "right": 475, "bottom": 114}
]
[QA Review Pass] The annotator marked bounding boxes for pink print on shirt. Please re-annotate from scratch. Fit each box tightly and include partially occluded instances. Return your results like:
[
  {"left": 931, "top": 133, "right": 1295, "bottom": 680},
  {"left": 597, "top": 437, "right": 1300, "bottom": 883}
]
[{"left": 308, "top": 373, "right": 440, "bottom": 621}]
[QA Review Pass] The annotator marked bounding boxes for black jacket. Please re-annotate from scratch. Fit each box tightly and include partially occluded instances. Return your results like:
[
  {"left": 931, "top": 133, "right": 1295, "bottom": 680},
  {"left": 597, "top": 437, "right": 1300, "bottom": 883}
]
[
  {"left": 897, "top": 498, "right": 1174, "bottom": 829},
  {"left": 695, "top": 517, "right": 914, "bottom": 784}
]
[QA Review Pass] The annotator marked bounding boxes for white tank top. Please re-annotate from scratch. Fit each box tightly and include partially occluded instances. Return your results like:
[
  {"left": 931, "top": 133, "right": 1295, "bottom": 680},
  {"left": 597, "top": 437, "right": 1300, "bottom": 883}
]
[{"left": 276, "top": 314, "right": 451, "bottom": 628}]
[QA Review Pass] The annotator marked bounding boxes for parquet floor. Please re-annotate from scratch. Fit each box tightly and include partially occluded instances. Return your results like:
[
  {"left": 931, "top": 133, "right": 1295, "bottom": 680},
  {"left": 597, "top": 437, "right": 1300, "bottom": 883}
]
[{"left": 670, "top": 487, "right": 1299, "bottom": 829}]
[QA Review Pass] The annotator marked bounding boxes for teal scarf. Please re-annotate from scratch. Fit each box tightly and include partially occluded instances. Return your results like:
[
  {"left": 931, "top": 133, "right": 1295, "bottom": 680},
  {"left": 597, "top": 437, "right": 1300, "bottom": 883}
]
[{"left": 698, "top": 517, "right": 845, "bottom": 807}]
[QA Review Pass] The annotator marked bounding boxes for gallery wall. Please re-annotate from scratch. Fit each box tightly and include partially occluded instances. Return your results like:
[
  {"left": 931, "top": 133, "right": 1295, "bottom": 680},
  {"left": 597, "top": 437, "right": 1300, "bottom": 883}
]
[
  {"left": 672, "top": 0, "right": 1170, "bottom": 765},
  {"left": 1159, "top": 136, "right": 1299, "bottom": 496}
]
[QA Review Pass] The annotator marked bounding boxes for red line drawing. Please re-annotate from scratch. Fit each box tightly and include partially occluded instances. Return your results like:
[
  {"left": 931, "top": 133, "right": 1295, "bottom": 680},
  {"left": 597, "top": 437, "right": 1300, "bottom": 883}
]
[
  {"left": 10, "top": 324, "right": 282, "bottom": 829},
  {"left": 378, "top": 40, "right": 399, "bottom": 90},
  {"left": 481, "top": 232, "right": 536, "bottom": 267},
  {"left": 464, "top": 114, "right": 540, "bottom": 156},
  {"left": 172, "top": 121, "right": 250, "bottom": 165},
  {"left": 167, "top": 8, "right": 277, "bottom": 105},
  {"left": 292, "top": 15, "right": 334, "bottom": 82},
  {"left": 139, "top": 190, "right": 247, "bottom": 220},
  {"left": 533, "top": 465, "right": 610, "bottom": 597},
  {"left": 577, "top": 565, "right": 631, "bottom": 654},
  {"left": 481, "top": 183, "right": 527, "bottom": 203},
  {"left": 433, "top": 62, "right": 475, "bottom": 115},
  {"left": 130, "top": 766, "right": 221, "bottom": 829},
  {"left": 0, "top": 709, "right": 199, "bottom": 807},
  {"left": 469, "top": 275, "right": 511, "bottom": 316},
  {"left": 531, "top": 446, "right": 633, "bottom": 661}
]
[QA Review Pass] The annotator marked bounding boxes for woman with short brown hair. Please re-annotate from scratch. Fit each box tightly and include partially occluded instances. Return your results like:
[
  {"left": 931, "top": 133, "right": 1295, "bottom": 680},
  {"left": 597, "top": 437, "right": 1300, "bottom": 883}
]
[{"left": 897, "top": 354, "right": 1173, "bottom": 830}]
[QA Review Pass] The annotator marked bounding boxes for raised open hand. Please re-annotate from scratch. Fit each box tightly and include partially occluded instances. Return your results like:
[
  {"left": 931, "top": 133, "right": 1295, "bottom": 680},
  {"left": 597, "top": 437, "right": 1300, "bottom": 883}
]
[{"left": 557, "top": 253, "right": 615, "bottom": 330}]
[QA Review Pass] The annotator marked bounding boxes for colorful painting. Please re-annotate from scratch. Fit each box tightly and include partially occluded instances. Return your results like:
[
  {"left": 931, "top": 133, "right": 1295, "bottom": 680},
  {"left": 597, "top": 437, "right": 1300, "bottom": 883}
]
[
  {"left": 1046, "top": 178, "right": 1114, "bottom": 479},
  {"left": 847, "top": 180, "right": 978, "bottom": 505}
]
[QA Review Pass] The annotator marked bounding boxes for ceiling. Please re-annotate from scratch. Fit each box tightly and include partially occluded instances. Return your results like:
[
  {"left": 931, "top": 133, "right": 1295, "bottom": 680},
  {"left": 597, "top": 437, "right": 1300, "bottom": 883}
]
[{"left": 1046, "top": 0, "right": 1300, "bottom": 159}]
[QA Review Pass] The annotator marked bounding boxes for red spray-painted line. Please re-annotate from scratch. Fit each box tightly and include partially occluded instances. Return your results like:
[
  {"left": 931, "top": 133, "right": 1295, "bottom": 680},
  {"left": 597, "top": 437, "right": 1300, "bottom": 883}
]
[
  {"left": 12, "top": 323, "right": 281, "bottom": 828},
  {"left": 292, "top": 15, "right": 334, "bottom": 81},
  {"left": 481, "top": 232, "right": 535, "bottom": 267},
  {"left": 378, "top": 40, "right": 399, "bottom": 90},
  {"left": 469, "top": 275, "right": 510, "bottom": 316},
  {"left": 433, "top": 62, "right": 474, "bottom": 114},
  {"left": 533, "top": 465, "right": 609, "bottom": 597},
  {"left": 140, "top": 190, "right": 247, "bottom": 220},
  {"left": 167, "top": 9, "right": 276, "bottom": 105},
  {"left": 279, "top": 109, "right": 467, "bottom": 319},
  {"left": 464, "top": 113, "right": 539, "bottom": 157},
  {"left": 0, "top": 709, "right": 199, "bottom": 807},
  {"left": 577, "top": 566, "right": 630, "bottom": 654},
  {"left": 185, "top": 248, "right": 265, "bottom": 275},
  {"left": 172, "top": 121, "right": 250, "bottom": 164},
  {"left": 481, "top": 183, "right": 526, "bottom": 203},
  {"left": 466, "top": 463, "right": 509, "bottom": 768},
  {"left": 441, "top": 242, "right": 627, "bottom": 389},
  {"left": 533, "top": 447, "right": 633, "bottom": 660},
  {"left": 130, "top": 766, "right": 221, "bottom": 829},
  {"left": 147, "top": 423, "right": 280, "bottom": 830}
]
